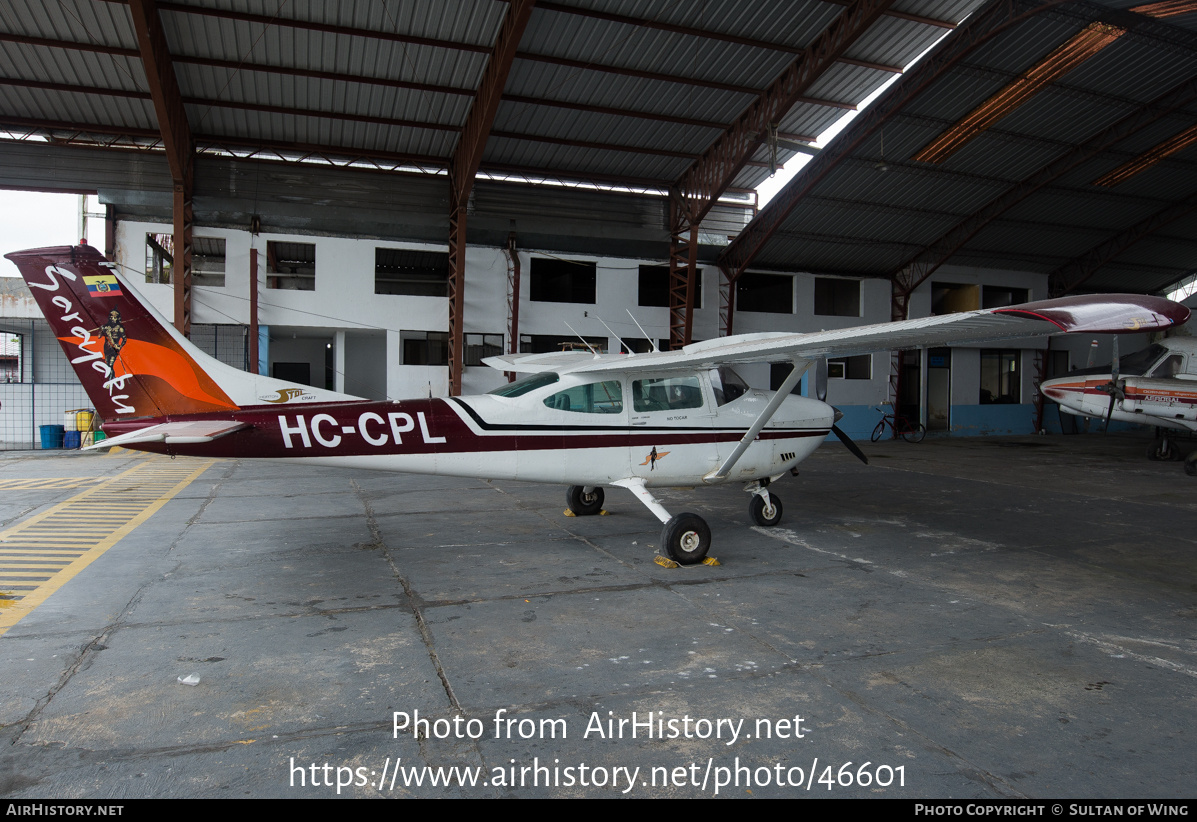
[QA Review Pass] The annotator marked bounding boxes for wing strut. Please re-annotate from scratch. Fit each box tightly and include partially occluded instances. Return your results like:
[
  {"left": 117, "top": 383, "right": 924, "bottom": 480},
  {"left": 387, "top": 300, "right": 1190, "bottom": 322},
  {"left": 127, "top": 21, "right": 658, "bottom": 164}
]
[{"left": 704, "top": 359, "right": 810, "bottom": 483}]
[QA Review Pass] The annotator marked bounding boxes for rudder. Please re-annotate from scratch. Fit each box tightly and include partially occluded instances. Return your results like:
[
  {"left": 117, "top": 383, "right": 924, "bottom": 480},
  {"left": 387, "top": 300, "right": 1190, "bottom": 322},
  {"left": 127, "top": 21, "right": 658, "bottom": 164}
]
[{"left": 5, "top": 244, "right": 239, "bottom": 420}]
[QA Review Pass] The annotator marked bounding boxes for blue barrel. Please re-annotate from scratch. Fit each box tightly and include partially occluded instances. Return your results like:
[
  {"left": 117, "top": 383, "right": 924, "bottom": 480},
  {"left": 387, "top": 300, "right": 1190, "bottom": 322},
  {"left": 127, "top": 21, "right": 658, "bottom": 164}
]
[
  {"left": 63, "top": 430, "right": 81, "bottom": 449},
  {"left": 39, "top": 425, "right": 65, "bottom": 449}
]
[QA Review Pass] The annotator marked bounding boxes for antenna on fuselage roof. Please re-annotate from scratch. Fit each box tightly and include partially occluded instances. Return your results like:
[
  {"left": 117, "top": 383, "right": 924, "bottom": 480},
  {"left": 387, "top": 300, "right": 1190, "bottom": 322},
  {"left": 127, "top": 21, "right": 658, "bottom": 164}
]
[
  {"left": 626, "top": 310, "right": 659, "bottom": 353},
  {"left": 564, "top": 322, "right": 600, "bottom": 357},
  {"left": 586, "top": 311, "right": 631, "bottom": 356}
]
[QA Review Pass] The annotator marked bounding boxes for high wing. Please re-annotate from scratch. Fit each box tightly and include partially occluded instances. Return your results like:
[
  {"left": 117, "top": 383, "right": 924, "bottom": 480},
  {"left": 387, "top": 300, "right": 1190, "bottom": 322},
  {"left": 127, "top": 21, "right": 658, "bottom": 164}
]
[{"left": 484, "top": 294, "right": 1189, "bottom": 375}]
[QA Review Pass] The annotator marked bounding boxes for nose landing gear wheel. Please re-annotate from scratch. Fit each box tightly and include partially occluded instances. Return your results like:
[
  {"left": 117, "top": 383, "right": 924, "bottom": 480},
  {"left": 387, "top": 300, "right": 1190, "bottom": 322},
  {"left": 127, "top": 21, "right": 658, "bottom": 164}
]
[
  {"left": 749, "top": 494, "right": 783, "bottom": 526},
  {"left": 662, "top": 513, "right": 710, "bottom": 565},
  {"left": 566, "top": 485, "right": 605, "bottom": 515}
]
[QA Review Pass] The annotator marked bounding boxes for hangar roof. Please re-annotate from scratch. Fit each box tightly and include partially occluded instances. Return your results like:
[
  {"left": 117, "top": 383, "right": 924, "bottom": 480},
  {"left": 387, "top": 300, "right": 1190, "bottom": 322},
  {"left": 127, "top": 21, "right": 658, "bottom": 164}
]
[
  {"left": 0, "top": 0, "right": 1194, "bottom": 294},
  {"left": 0, "top": 0, "right": 982, "bottom": 250},
  {"left": 721, "top": 0, "right": 1197, "bottom": 296}
]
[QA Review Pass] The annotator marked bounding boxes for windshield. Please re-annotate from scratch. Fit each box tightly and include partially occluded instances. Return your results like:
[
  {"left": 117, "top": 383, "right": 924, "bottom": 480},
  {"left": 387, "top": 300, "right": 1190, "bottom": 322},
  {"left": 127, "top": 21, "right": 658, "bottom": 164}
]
[
  {"left": 1068, "top": 344, "right": 1166, "bottom": 378},
  {"left": 488, "top": 372, "right": 560, "bottom": 397}
]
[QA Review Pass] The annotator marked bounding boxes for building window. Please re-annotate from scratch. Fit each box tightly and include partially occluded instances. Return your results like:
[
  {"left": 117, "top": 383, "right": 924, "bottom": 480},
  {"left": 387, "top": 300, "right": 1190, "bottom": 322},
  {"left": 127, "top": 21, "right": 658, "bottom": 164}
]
[
  {"left": 464, "top": 333, "right": 503, "bottom": 366},
  {"left": 520, "top": 334, "right": 606, "bottom": 354},
  {"left": 982, "top": 286, "right": 1029, "bottom": 308},
  {"left": 145, "top": 233, "right": 173, "bottom": 283},
  {"left": 638, "top": 264, "right": 702, "bottom": 308},
  {"left": 829, "top": 354, "right": 871, "bottom": 379},
  {"left": 980, "top": 350, "right": 1020, "bottom": 404},
  {"left": 931, "top": 283, "right": 980, "bottom": 315},
  {"left": 736, "top": 273, "right": 792, "bottom": 314},
  {"left": 814, "top": 277, "right": 860, "bottom": 316},
  {"left": 402, "top": 331, "right": 448, "bottom": 366},
  {"left": 530, "top": 258, "right": 596, "bottom": 303},
  {"left": 267, "top": 241, "right": 316, "bottom": 291},
  {"left": 1, "top": 332, "right": 22, "bottom": 383},
  {"left": 375, "top": 248, "right": 449, "bottom": 296},
  {"left": 193, "top": 237, "right": 226, "bottom": 287}
]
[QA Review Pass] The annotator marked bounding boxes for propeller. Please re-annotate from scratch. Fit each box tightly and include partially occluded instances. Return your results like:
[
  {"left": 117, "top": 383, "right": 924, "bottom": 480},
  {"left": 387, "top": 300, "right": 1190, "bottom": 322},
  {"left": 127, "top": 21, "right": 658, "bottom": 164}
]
[
  {"left": 1099, "top": 335, "right": 1125, "bottom": 433},
  {"left": 815, "top": 360, "right": 869, "bottom": 464},
  {"left": 831, "top": 421, "right": 870, "bottom": 465}
]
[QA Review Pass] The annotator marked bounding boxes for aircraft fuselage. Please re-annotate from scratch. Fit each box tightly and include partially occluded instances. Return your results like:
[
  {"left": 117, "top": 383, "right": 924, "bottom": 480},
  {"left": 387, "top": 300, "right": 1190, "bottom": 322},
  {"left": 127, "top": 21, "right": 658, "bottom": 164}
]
[{"left": 107, "top": 390, "right": 833, "bottom": 487}]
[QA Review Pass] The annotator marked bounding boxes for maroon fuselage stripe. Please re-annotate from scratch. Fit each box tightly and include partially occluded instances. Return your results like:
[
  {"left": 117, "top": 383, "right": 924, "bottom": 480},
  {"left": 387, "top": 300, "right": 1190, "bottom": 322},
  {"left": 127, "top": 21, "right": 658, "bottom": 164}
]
[{"left": 102, "top": 398, "right": 830, "bottom": 459}]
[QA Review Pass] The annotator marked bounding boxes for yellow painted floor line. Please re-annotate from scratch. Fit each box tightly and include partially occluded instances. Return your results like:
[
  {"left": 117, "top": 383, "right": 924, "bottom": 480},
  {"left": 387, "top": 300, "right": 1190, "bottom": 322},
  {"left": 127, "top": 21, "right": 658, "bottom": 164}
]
[
  {"left": 0, "top": 478, "right": 107, "bottom": 491},
  {"left": 0, "top": 457, "right": 217, "bottom": 636}
]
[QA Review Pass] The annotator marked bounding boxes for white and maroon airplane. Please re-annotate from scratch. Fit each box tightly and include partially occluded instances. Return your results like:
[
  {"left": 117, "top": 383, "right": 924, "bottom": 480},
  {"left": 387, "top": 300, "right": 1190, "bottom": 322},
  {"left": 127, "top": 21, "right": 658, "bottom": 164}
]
[
  {"left": 7, "top": 245, "right": 1189, "bottom": 563},
  {"left": 1041, "top": 335, "right": 1197, "bottom": 470}
]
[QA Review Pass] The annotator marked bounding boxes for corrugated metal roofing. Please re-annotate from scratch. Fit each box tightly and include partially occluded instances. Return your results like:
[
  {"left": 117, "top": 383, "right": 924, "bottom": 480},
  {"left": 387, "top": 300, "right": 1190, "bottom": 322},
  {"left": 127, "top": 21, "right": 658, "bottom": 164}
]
[
  {"left": 724, "top": 0, "right": 1197, "bottom": 296},
  {"left": 10, "top": 0, "right": 1192, "bottom": 297},
  {"left": 0, "top": 0, "right": 981, "bottom": 199}
]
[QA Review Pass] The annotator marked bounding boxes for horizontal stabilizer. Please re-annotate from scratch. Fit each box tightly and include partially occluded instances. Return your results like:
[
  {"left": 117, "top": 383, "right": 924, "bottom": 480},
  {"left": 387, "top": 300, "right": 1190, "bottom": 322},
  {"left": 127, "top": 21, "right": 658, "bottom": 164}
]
[{"left": 84, "top": 420, "right": 249, "bottom": 451}]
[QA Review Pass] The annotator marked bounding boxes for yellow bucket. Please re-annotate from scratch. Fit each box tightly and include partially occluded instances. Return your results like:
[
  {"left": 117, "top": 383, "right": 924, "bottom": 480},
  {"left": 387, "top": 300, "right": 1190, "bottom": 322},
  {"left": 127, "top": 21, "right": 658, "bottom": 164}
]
[{"left": 75, "top": 410, "right": 95, "bottom": 431}]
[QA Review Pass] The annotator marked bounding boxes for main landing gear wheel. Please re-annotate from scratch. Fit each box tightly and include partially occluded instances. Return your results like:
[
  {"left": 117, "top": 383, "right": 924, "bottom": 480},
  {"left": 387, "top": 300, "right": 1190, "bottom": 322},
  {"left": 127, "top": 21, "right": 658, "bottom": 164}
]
[
  {"left": 871, "top": 421, "right": 887, "bottom": 443},
  {"left": 566, "top": 485, "right": 605, "bottom": 515},
  {"left": 1185, "top": 452, "right": 1197, "bottom": 477},
  {"left": 1147, "top": 438, "right": 1178, "bottom": 461},
  {"left": 662, "top": 513, "right": 710, "bottom": 565},
  {"left": 749, "top": 494, "right": 783, "bottom": 526}
]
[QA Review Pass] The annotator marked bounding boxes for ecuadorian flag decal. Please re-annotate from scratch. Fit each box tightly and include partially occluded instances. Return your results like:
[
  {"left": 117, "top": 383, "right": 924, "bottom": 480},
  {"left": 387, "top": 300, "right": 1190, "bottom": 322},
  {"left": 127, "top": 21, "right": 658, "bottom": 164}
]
[{"left": 84, "top": 274, "right": 123, "bottom": 297}]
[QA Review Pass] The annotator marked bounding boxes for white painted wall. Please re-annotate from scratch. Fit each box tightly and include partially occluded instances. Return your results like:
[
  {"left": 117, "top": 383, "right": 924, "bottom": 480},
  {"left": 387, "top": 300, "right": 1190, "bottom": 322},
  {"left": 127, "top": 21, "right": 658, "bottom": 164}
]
[{"left": 111, "top": 219, "right": 1125, "bottom": 420}]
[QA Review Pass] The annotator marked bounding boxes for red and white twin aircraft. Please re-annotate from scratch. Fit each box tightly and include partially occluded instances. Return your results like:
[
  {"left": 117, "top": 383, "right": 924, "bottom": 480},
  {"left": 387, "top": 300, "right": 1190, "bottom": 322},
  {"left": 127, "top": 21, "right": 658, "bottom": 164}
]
[
  {"left": 1041, "top": 335, "right": 1197, "bottom": 471},
  {"left": 7, "top": 245, "right": 1189, "bottom": 563}
]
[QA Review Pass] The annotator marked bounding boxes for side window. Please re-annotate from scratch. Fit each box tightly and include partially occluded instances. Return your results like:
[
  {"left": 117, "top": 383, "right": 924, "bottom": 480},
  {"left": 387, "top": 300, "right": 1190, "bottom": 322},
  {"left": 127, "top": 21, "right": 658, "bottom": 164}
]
[
  {"left": 1149, "top": 354, "right": 1184, "bottom": 378},
  {"left": 543, "top": 381, "right": 624, "bottom": 414},
  {"left": 632, "top": 376, "right": 704, "bottom": 412}
]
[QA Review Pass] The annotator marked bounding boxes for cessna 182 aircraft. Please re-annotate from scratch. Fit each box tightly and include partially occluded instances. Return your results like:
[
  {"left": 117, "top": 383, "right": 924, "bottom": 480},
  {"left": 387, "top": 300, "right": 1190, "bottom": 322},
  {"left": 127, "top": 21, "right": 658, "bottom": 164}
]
[
  {"left": 1041, "top": 335, "right": 1197, "bottom": 472},
  {"left": 6, "top": 245, "right": 1189, "bottom": 564}
]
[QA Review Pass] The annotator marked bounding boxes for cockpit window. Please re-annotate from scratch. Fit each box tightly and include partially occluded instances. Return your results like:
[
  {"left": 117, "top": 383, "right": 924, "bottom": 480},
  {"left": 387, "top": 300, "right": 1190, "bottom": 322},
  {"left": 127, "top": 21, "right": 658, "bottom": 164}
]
[
  {"left": 1115, "top": 344, "right": 1167, "bottom": 377},
  {"left": 708, "top": 367, "right": 749, "bottom": 406},
  {"left": 632, "top": 376, "right": 704, "bottom": 412},
  {"left": 488, "top": 372, "right": 559, "bottom": 397},
  {"left": 543, "top": 381, "right": 624, "bottom": 413}
]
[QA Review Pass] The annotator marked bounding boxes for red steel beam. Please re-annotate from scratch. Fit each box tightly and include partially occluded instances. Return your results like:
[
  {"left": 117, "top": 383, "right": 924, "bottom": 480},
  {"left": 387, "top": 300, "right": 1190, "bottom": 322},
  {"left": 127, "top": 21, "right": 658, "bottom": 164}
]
[
  {"left": 1048, "top": 192, "right": 1197, "bottom": 296},
  {"left": 665, "top": 0, "right": 893, "bottom": 347},
  {"left": 128, "top": 0, "right": 194, "bottom": 337},
  {"left": 672, "top": 0, "right": 894, "bottom": 230},
  {"left": 535, "top": 0, "right": 903, "bottom": 71},
  {"left": 719, "top": 0, "right": 1055, "bottom": 283},
  {"left": 152, "top": 1, "right": 492, "bottom": 55},
  {"left": 448, "top": 0, "right": 536, "bottom": 397},
  {"left": 889, "top": 74, "right": 1197, "bottom": 299}
]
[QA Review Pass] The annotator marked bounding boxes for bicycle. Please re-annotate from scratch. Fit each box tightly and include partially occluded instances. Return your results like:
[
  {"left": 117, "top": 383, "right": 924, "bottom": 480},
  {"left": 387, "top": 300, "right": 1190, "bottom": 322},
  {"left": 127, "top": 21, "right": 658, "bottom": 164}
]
[{"left": 871, "top": 409, "right": 926, "bottom": 443}]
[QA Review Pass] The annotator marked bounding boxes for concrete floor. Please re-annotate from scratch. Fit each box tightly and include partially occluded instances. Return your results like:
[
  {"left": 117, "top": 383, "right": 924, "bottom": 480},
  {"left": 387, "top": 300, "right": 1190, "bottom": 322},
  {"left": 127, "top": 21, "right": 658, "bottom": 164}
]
[{"left": 0, "top": 432, "right": 1194, "bottom": 798}]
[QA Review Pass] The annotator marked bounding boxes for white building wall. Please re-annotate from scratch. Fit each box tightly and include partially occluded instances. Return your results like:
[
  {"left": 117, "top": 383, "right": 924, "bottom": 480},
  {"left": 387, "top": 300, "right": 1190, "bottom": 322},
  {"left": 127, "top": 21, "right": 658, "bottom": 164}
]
[{"left": 107, "top": 218, "right": 1172, "bottom": 438}]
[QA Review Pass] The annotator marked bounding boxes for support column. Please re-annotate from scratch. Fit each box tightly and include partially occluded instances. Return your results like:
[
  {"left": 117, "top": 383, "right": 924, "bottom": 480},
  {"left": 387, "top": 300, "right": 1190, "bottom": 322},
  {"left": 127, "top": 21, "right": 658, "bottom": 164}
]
[
  {"left": 248, "top": 247, "right": 259, "bottom": 374},
  {"left": 172, "top": 172, "right": 193, "bottom": 337},
  {"left": 258, "top": 325, "right": 269, "bottom": 377},
  {"left": 718, "top": 264, "right": 734, "bottom": 337},
  {"left": 667, "top": 199, "right": 699, "bottom": 350},
  {"left": 888, "top": 275, "right": 912, "bottom": 414},
  {"left": 104, "top": 204, "right": 116, "bottom": 262},
  {"left": 447, "top": 206, "right": 466, "bottom": 396},
  {"left": 503, "top": 230, "right": 521, "bottom": 382},
  {"left": 334, "top": 329, "right": 346, "bottom": 394}
]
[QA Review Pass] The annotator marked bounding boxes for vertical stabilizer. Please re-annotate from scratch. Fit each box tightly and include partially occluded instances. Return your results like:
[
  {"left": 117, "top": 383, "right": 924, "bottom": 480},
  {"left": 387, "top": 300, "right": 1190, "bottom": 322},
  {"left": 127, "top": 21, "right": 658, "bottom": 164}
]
[{"left": 4, "top": 245, "right": 360, "bottom": 420}]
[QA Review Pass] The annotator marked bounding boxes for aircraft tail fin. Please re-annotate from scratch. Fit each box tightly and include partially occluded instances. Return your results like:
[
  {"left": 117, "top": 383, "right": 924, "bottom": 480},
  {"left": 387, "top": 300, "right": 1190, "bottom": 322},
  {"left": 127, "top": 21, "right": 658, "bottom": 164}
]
[{"left": 4, "top": 244, "right": 359, "bottom": 421}]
